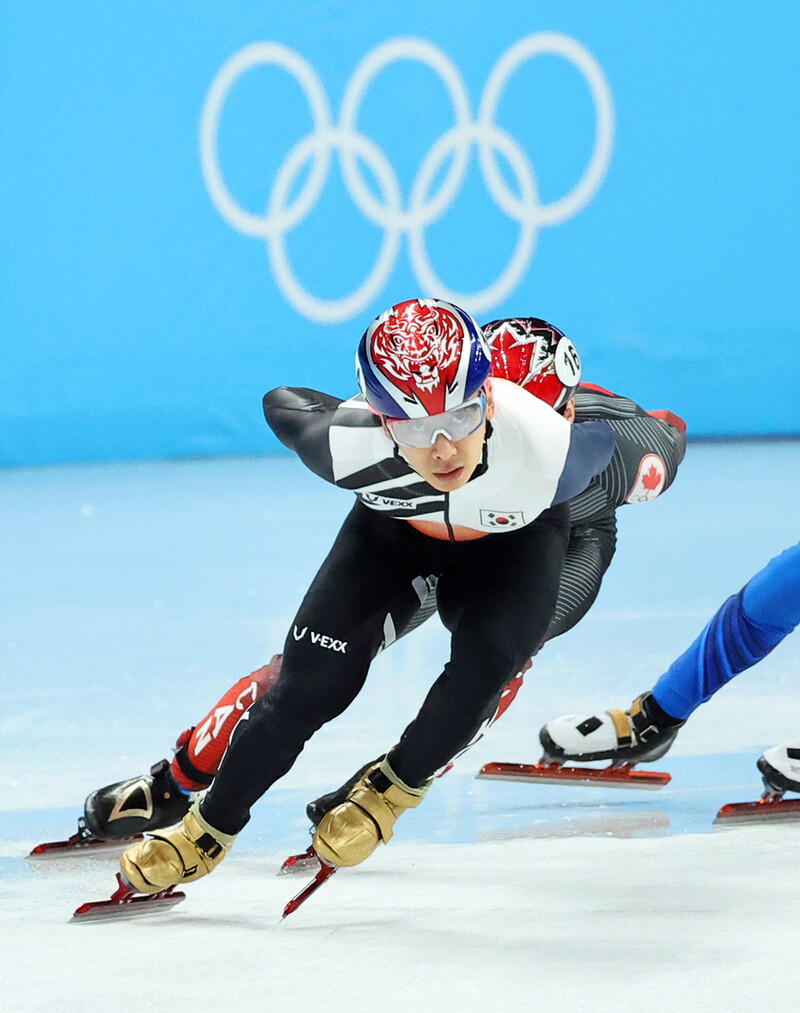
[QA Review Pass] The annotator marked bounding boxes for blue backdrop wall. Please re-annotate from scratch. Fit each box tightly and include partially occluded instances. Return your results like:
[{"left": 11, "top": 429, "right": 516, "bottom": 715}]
[{"left": 2, "top": 1, "right": 799, "bottom": 465}]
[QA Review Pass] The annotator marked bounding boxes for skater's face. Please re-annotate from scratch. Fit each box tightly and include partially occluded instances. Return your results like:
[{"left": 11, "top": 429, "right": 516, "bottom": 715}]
[{"left": 389, "top": 386, "right": 496, "bottom": 492}]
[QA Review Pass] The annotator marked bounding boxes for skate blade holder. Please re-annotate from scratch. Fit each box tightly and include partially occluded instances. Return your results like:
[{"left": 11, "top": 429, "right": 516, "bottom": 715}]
[
  {"left": 476, "top": 760, "right": 671, "bottom": 789},
  {"left": 28, "top": 833, "right": 145, "bottom": 862},
  {"left": 714, "top": 790, "right": 800, "bottom": 825},
  {"left": 278, "top": 843, "right": 322, "bottom": 876},
  {"left": 71, "top": 873, "right": 185, "bottom": 922}
]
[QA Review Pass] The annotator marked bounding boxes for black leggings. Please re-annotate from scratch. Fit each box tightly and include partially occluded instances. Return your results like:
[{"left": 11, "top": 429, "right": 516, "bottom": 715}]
[
  {"left": 401, "top": 514, "right": 618, "bottom": 645},
  {"left": 202, "top": 501, "right": 570, "bottom": 834},
  {"left": 390, "top": 515, "right": 617, "bottom": 751}
]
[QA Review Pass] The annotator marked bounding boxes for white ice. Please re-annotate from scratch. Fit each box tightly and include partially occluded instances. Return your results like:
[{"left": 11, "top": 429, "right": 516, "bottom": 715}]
[{"left": 2, "top": 443, "right": 799, "bottom": 1012}]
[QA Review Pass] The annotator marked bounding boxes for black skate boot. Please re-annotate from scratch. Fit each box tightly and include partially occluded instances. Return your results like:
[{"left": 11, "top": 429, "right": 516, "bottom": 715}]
[
  {"left": 540, "top": 692, "right": 685, "bottom": 766},
  {"left": 83, "top": 758, "right": 192, "bottom": 841}
]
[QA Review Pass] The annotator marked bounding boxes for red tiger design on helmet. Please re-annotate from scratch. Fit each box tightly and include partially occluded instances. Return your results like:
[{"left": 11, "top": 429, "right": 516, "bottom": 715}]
[{"left": 369, "top": 301, "right": 464, "bottom": 414}]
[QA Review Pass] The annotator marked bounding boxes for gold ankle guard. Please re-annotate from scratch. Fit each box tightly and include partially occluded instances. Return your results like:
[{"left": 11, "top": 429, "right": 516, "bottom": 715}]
[
  {"left": 313, "top": 759, "right": 429, "bottom": 868},
  {"left": 120, "top": 798, "right": 236, "bottom": 893}
]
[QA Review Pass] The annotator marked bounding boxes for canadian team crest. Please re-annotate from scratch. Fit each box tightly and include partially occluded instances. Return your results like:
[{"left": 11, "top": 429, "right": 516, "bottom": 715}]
[
  {"left": 368, "top": 300, "right": 467, "bottom": 415},
  {"left": 486, "top": 318, "right": 581, "bottom": 409},
  {"left": 626, "top": 454, "right": 666, "bottom": 503}
]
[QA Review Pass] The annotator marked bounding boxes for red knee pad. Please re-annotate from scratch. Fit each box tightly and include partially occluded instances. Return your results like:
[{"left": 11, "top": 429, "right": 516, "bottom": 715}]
[{"left": 170, "top": 655, "right": 283, "bottom": 791}]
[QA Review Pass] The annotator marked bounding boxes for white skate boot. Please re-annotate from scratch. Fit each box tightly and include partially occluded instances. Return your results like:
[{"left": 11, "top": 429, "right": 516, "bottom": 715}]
[
  {"left": 757, "top": 741, "right": 800, "bottom": 796},
  {"left": 539, "top": 692, "right": 684, "bottom": 766}
]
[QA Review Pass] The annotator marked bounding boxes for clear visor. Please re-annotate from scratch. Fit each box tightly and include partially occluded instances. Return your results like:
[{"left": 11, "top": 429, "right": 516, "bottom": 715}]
[{"left": 387, "top": 394, "right": 486, "bottom": 448}]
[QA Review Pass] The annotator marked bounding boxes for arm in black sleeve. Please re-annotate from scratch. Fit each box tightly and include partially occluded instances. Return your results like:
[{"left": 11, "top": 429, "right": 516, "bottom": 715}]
[
  {"left": 262, "top": 387, "right": 344, "bottom": 482},
  {"left": 263, "top": 387, "right": 385, "bottom": 484}
]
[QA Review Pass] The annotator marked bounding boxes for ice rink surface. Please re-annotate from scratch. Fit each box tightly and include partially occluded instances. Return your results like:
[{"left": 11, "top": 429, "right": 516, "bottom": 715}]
[{"left": 2, "top": 441, "right": 800, "bottom": 1012}]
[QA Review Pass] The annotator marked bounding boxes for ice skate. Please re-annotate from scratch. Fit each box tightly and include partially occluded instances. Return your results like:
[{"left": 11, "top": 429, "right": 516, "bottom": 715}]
[
  {"left": 120, "top": 798, "right": 236, "bottom": 892},
  {"left": 715, "top": 741, "right": 800, "bottom": 824},
  {"left": 539, "top": 692, "right": 683, "bottom": 766},
  {"left": 279, "top": 757, "right": 387, "bottom": 879},
  {"left": 477, "top": 693, "right": 679, "bottom": 789},
  {"left": 83, "top": 758, "right": 191, "bottom": 840},
  {"left": 313, "top": 759, "right": 429, "bottom": 867},
  {"left": 28, "top": 758, "right": 193, "bottom": 859}
]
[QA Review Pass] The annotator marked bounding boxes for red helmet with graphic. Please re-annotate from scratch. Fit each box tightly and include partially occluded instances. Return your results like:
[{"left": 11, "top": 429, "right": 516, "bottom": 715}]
[
  {"left": 483, "top": 317, "right": 582, "bottom": 411},
  {"left": 356, "top": 298, "right": 492, "bottom": 418}
]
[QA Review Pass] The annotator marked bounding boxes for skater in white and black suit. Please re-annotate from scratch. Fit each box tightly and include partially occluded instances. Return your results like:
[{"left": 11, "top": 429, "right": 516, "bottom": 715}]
[
  {"left": 118, "top": 297, "right": 621, "bottom": 891},
  {"left": 78, "top": 314, "right": 687, "bottom": 849}
]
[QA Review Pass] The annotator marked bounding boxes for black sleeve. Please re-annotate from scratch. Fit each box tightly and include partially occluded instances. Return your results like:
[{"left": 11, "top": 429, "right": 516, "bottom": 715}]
[
  {"left": 263, "top": 386, "right": 383, "bottom": 484},
  {"left": 263, "top": 387, "right": 343, "bottom": 482}
]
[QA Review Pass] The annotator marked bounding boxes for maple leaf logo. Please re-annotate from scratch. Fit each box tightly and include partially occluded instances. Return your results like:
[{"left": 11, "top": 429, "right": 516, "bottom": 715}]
[
  {"left": 625, "top": 454, "right": 666, "bottom": 504},
  {"left": 641, "top": 465, "right": 663, "bottom": 491}
]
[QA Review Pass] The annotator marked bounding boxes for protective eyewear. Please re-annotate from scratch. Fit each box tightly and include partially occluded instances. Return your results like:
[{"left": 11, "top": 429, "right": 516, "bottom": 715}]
[{"left": 386, "top": 393, "right": 486, "bottom": 448}]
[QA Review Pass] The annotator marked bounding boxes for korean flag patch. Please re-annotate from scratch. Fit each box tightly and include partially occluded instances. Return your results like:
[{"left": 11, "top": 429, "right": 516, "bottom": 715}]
[{"left": 480, "top": 509, "right": 525, "bottom": 529}]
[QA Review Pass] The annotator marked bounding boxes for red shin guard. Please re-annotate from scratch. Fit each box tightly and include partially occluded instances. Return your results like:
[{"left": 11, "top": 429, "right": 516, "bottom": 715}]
[{"left": 170, "top": 655, "right": 283, "bottom": 791}]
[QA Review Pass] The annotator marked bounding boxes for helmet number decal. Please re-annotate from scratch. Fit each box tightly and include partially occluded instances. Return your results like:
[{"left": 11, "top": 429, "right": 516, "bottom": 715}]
[{"left": 554, "top": 338, "right": 581, "bottom": 386}]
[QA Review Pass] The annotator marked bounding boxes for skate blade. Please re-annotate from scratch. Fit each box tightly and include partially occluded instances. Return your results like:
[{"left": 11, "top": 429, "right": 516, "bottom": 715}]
[
  {"left": 28, "top": 834, "right": 144, "bottom": 861},
  {"left": 714, "top": 797, "right": 800, "bottom": 825},
  {"left": 476, "top": 761, "right": 671, "bottom": 790},
  {"left": 72, "top": 874, "right": 185, "bottom": 922},
  {"left": 72, "top": 891, "right": 185, "bottom": 922},
  {"left": 282, "top": 857, "right": 337, "bottom": 919}
]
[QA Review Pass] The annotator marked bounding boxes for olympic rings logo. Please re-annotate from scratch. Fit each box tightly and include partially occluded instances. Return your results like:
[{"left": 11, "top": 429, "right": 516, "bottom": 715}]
[{"left": 200, "top": 34, "right": 614, "bottom": 324}]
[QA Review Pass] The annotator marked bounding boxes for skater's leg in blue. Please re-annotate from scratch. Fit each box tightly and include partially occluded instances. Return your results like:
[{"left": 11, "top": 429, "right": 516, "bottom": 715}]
[{"left": 652, "top": 541, "right": 800, "bottom": 721}]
